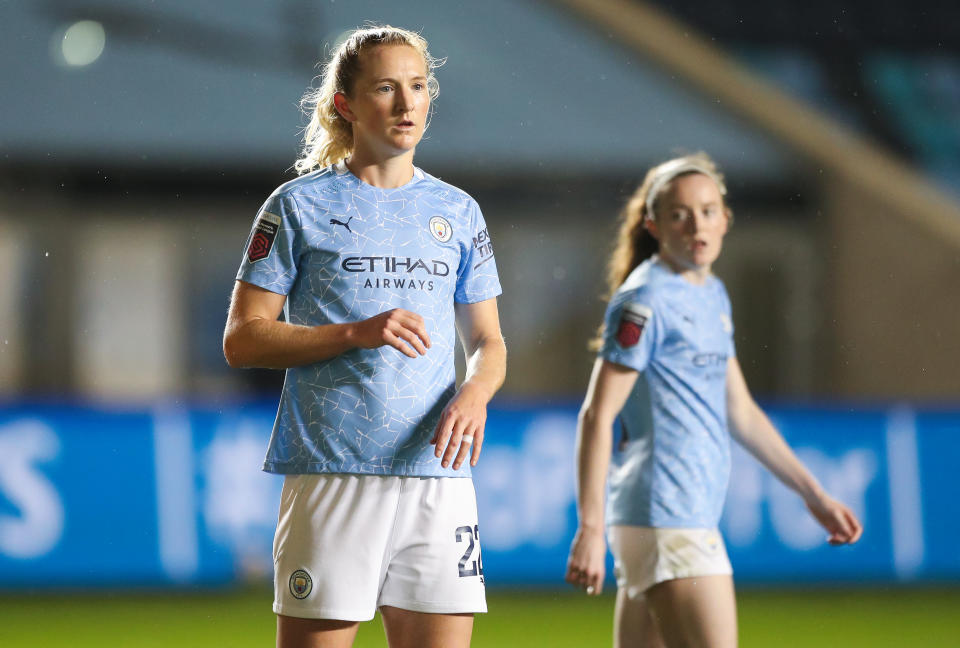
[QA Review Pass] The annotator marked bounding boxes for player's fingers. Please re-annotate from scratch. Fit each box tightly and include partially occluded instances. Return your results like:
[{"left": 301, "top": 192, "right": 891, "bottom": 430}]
[
  {"left": 470, "top": 429, "right": 484, "bottom": 467},
  {"left": 432, "top": 411, "right": 454, "bottom": 454},
  {"left": 442, "top": 418, "right": 470, "bottom": 468},
  {"left": 383, "top": 330, "right": 418, "bottom": 358},
  {"left": 835, "top": 507, "right": 855, "bottom": 539},
  {"left": 392, "top": 310, "right": 428, "bottom": 344},
  {"left": 586, "top": 572, "right": 603, "bottom": 596},
  {"left": 827, "top": 507, "right": 856, "bottom": 545},
  {"left": 574, "top": 564, "right": 593, "bottom": 589},
  {"left": 565, "top": 563, "right": 585, "bottom": 587},
  {"left": 399, "top": 313, "right": 431, "bottom": 349},
  {"left": 848, "top": 511, "right": 864, "bottom": 543},
  {"left": 452, "top": 425, "right": 476, "bottom": 470},
  {"left": 390, "top": 323, "right": 427, "bottom": 355},
  {"left": 839, "top": 508, "right": 862, "bottom": 544}
]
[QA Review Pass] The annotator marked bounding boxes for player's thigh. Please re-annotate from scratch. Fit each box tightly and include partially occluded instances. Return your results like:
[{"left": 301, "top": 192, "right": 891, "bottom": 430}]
[
  {"left": 276, "top": 615, "right": 359, "bottom": 648},
  {"left": 380, "top": 606, "right": 473, "bottom": 648},
  {"left": 644, "top": 575, "right": 737, "bottom": 648},
  {"left": 378, "top": 477, "right": 486, "bottom": 615},
  {"left": 615, "top": 588, "right": 667, "bottom": 648},
  {"left": 273, "top": 474, "right": 398, "bottom": 622}
]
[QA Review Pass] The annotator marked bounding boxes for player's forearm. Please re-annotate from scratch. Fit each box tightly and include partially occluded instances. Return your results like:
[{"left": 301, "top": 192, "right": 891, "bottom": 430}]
[
  {"left": 732, "top": 405, "right": 823, "bottom": 503},
  {"left": 575, "top": 406, "right": 614, "bottom": 531},
  {"left": 223, "top": 317, "right": 357, "bottom": 369},
  {"left": 460, "top": 336, "right": 507, "bottom": 402}
]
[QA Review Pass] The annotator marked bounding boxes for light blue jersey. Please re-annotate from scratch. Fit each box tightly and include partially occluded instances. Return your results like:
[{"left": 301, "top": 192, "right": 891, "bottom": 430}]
[
  {"left": 600, "top": 257, "right": 735, "bottom": 528},
  {"left": 236, "top": 162, "right": 501, "bottom": 477}
]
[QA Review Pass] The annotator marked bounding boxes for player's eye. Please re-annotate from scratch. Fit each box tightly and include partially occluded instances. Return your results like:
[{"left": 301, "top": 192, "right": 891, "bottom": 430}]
[
  {"left": 412, "top": 82, "right": 425, "bottom": 91},
  {"left": 377, "top": 85, "right": 394, "bottom": 93},
  {"left": 671, "top": 211, "right": 689, "bottom": 222}
]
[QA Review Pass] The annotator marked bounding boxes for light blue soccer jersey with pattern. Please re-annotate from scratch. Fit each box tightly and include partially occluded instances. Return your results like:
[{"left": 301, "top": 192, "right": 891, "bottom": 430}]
[
  {"left": 236, "top": 162, "right": 501, "bottom": 477},
  {"left": 600, "top": 257, "right": 735, "bottom": 528}
]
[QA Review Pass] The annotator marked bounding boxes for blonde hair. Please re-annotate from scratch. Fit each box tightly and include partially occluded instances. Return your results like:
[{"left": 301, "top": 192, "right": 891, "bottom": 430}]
[
  {"left": 590, "top": 152, "right": 729, "bottom": 349},
  {"left": 294, "top": 25, "right": 441, "bottom": 174}
]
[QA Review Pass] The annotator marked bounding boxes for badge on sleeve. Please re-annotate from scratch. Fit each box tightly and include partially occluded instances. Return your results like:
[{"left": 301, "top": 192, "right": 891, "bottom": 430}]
[
  {"left": 616, "top": 304, "right": 653, "bottom": 348},
  {"left": 246, "top": 211, "right": 282, "bottom": 262}
]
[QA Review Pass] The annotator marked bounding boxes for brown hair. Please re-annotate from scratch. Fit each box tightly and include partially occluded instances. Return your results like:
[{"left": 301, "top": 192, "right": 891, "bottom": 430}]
[
  {"left": 590, "top": 152, "right": 728, "bottom": 349},
  {"left": 294, "top": 25, "right": 441, "bottom": 174}
]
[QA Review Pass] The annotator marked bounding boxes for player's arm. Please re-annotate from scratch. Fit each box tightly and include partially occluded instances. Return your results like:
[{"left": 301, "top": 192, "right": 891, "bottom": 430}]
[
  {"left": 431, "top": 298, "right": 506, "bottom": 470},
  {"left": 726, "top": 356, "right": 863, "bottom": 545},
  {"left": 567, "top": 359, "right": 638, "bottom": 596},
  {"left": 223, "top": 280, "right": 432, "bottom": 369}
]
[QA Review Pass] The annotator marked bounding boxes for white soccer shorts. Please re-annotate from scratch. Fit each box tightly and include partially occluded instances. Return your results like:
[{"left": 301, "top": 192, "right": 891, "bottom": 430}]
[
  {"left": 273, "top": 474, "right": 487, "bottom": 621},
  {"left": 608, "top": 526, "right": 733, "bottom": 599}
]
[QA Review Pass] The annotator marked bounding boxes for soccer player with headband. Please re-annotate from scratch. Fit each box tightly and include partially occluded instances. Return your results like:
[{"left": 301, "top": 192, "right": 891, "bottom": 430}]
[
  {"left": 223, "top": 25, "right": 505, "bottom": 648},
  {"left": 565, "top": 152, "right": 862, "bottom": 648}
]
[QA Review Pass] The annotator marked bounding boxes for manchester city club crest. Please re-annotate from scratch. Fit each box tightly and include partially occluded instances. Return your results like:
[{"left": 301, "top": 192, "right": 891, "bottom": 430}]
[
  {"left": 289, "top": 569, "right": 313, "bottom": 600},
  {"left": 429, "top": 215, "right": 452, "bottom": 242}
]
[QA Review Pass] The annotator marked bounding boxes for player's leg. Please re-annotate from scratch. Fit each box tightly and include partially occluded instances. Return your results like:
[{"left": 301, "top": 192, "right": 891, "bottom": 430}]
[
  {"left": 380, "top": 607, "right": 473, "bottom": 648},
  {"left": 377, "top": 477, "right": 486, "bottom": 648},
  {"left": 609, "top": 525, "right": 666, "bottom": 647},
  {"left": 272, "top": 475, "right": 400, "bottom": 648},
  {"left": 608, "top": 526, "right": 733, "bottom": 648},
  {"left": 276, "top": 616, "right": 359, "bottom": 648},
  {"left": 643, "top": 574, "right": 737, "bottom": 648},
  {"left": 614, "top": 588, "right": 667, "bottom": 648}
]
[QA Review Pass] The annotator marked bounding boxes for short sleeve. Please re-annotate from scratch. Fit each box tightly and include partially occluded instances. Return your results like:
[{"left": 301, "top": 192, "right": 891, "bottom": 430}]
[
  {"left": 235, "top": 193, "right": 302, "bottom": 296},
  {"left": 720, "top": 286, "right": 736, "bottom": 358},
  {"left": 454, "top": 200, "right": 502, "bottom": 303},
  {"left": 599, "top": 292, "right": 660, "bottom": 373}
]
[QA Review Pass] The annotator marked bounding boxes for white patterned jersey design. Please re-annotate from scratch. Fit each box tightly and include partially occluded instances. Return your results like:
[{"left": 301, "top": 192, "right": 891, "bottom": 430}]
[
  {"left": 236, "top": 162, "right": 501, "bottom": 477},
  {"left": 600, "top": 257, "right": 735, "bottom": 528}
]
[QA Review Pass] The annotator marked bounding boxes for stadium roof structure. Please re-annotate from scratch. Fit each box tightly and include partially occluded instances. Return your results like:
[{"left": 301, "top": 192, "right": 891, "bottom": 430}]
[{"left": 2, "top": 0, "right": 790, "bottom": 179}]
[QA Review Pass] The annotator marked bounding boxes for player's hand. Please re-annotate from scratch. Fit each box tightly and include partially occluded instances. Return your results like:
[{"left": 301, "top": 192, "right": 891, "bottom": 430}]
[
  {"left": 351, "top": 309, "right": 431, "bottom": 358},
  {"left": 566, "top": 526, "right": 606, "bottom": 596},
  {"left": 431, "top": 382, "right": 488, "bottom": 469},
  {"left": 806, "top": 493, "right": 863, "bottom": 545}
]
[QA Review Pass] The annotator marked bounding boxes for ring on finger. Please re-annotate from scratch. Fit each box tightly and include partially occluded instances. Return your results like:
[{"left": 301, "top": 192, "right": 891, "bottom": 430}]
[
  {"left": 586, "top": 585, "right": 596, "bottom": 595},
  {"left": 460, "top": 434, "right": 474, "bottom": 445}
]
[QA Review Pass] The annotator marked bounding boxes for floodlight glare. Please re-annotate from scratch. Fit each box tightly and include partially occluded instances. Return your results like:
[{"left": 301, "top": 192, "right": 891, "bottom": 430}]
[{"left": 61, "top": 20, "right": 106, "bottom": 67}]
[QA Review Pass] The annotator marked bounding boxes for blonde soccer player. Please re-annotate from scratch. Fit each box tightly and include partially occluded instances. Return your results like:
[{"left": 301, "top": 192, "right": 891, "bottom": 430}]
[
  {"left": 224, "top": 25, "right": 505, "bottom": 648},
  {"left": 565, "top": 153, "right": 862, "bottom": 648}
]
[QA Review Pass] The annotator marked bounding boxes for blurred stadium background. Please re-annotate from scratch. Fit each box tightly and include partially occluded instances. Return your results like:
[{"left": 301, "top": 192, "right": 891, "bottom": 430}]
[{"left": 1, "top": 0, "right": 959, "bottom": 646}]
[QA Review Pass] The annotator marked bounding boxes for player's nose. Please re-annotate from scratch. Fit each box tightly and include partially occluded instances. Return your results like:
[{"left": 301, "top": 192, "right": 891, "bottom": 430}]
[{"left": 395, "top": 86, "right": 414, "bottom": 112}]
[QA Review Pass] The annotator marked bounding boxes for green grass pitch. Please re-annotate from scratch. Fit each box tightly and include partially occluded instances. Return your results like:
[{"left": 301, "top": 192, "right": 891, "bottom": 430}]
[{"left": 1, "top": 587, "right": 957, "bottom": 647}]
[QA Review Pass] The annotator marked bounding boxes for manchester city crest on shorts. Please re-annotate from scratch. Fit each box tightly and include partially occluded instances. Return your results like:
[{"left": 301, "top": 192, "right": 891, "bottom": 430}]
[
  {"left": 289, "top": 569, "right": 313, "bottom": 599},
  {"left": 429, "top": 216, "right": 453, "bottom": 242}
]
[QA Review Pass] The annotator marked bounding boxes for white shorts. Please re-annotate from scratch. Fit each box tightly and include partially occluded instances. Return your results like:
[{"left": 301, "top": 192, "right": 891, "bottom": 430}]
[
  {"left": 608, "top": 526, "right": 733, "bottom": 599},
  {"left": 273, "top": 474, "right": 487, "bottom": 621}
]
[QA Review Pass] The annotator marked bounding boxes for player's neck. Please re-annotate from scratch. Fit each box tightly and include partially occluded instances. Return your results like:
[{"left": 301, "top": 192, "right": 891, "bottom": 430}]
[
  {"left": 657, "top": 254, "right": 712, "bottom": 285},
  {"left": 345, "top": 148, "right": 416, "bottom": 189}
]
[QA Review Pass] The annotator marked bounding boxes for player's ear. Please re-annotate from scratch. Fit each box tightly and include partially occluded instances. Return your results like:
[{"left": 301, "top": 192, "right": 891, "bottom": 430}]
[
  {"left": 333, "top": 92, "right": 356, "bottom": 123},
  {"left": 643, "top": 212, "right": 660, "bottom": 240}
]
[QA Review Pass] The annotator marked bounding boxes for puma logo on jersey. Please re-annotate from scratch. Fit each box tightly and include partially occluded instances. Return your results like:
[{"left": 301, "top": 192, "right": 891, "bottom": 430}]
[{"left": 330, "top": 216, "right": 354, "bottom": 233}]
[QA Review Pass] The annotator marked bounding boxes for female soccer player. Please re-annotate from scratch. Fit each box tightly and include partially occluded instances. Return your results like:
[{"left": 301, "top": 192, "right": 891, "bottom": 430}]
[
  {"left": 565, "top": 153, "right": 862, "bottom": 648},
  {"left": 223, "top": 26, "right": 505, "bottom": 648}
]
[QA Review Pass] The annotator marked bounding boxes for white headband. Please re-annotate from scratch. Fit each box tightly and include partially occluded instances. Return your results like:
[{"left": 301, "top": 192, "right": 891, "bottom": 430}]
[{"left": 644, "top": 160, "right": 726, "bottom": 220}]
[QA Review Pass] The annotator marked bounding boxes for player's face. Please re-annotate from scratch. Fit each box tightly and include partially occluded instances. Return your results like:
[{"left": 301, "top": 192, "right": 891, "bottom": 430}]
[
  {"left": 341, "top": 45, "right": 430, "bottom": 159},
  {"left": 647, "top": 173, "right": 729, "bottom": 277}
]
